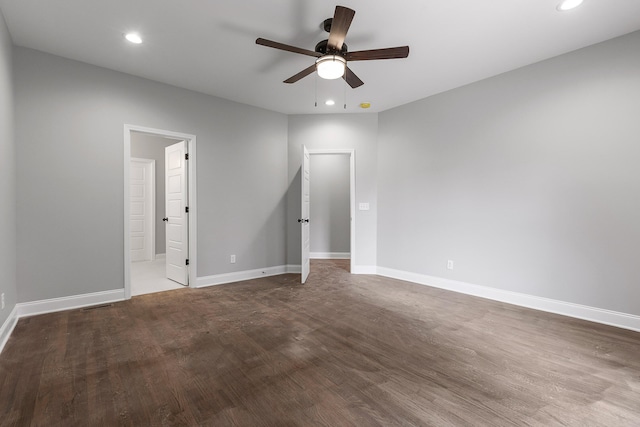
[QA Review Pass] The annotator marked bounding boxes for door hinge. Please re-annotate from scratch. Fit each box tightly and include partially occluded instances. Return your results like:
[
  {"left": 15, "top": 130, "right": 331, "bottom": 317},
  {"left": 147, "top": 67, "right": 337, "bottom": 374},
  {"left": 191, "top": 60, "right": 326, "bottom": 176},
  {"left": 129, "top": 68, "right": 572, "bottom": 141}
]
[
  {"left": 185, "top": 206, "right": 189, "bottom": 213},
  {"left": 186, "top": 259, "right": 189, "bottom": 266},
  {"left": 185, "top": 153, "right": 189, "bottom": 160}
]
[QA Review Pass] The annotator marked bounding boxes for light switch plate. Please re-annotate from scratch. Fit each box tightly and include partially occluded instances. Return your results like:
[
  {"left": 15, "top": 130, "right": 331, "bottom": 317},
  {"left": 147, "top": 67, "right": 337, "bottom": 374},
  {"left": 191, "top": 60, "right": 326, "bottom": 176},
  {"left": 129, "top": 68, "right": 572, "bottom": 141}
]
[{"left": 359, "top": 203, "right": 370, "bottom": 211}]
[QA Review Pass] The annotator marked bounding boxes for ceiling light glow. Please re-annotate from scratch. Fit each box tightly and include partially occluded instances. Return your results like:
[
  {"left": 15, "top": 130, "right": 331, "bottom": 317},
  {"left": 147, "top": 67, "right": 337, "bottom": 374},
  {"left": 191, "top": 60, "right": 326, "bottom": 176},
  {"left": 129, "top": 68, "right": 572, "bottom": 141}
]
[
  {"left": 325, "top": 100, "right": 336, "bottom": 106},
  {"left": 316, "top": 55, "right": 346, "bottom": 80},
  {"left": 125, "top": 33, "right": 143, "bottom": 44},
  {"left": 557, "top": 0, "right": 584, "bottom": 11}
]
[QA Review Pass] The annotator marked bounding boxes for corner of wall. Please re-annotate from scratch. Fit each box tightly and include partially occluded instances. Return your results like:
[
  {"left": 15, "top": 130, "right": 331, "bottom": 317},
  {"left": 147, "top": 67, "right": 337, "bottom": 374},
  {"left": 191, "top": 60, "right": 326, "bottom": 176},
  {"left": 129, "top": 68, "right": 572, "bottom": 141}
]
[{"left": 0, "top": 4, "right": 19, "bottom": 332}]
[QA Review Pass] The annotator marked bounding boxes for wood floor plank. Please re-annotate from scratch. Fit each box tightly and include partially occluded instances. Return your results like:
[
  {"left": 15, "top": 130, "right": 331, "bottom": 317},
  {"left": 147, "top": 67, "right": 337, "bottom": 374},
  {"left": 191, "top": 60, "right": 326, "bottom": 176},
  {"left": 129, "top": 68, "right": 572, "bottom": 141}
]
[{"left": 1, "top": 259, "right": 640, "bottom": 426}]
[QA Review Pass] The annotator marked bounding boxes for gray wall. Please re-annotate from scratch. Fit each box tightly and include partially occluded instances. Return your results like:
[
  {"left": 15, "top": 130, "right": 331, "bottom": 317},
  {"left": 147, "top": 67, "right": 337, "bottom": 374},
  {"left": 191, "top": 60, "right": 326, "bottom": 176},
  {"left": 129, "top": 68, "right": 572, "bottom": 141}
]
[
  {"left": 14, "top": 47, "right": 288, "bottom": 303},
  {"left": 288, "top": 114, "right": 378, "bottom": 268},
  {"left": 130, "top": 132, "right": 181, "bottom": 255},
  {"left": 309, "top": 154, "right": 350, "bottom": 255},
  {"left": 0, "top": 10, "right": 16, "bottom": 325},
  {"left": 7, "top": 24, "right": 639, "bottom": 322},
  {"left": 378, "top": 31, "right": 640, "bottom": 316}
]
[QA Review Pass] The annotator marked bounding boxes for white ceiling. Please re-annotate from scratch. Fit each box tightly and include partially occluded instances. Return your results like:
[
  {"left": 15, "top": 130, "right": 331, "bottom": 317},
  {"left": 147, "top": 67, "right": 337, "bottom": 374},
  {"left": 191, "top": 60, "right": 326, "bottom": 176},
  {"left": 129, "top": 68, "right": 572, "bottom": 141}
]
[{"left": 1, "top": 0, "right": 640, "bottom": 115}]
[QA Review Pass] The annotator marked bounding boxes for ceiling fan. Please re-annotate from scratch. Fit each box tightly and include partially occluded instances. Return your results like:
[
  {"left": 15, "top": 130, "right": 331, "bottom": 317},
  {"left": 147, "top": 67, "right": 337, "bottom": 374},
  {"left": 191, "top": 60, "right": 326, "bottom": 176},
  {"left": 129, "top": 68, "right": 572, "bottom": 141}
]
[{"left": 256, "top": 5, "right": 409, "bottom": 88}]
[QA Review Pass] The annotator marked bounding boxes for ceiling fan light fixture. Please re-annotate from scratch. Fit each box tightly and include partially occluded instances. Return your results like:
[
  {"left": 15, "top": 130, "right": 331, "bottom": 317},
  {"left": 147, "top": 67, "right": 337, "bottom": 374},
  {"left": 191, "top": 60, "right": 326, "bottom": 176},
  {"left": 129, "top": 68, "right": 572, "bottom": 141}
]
[
  {"left": 316, "top": 55, "right": 346, "bottom": 80},
  {"left": 557, "top": 0, "right": 584, "bottom": 11}
]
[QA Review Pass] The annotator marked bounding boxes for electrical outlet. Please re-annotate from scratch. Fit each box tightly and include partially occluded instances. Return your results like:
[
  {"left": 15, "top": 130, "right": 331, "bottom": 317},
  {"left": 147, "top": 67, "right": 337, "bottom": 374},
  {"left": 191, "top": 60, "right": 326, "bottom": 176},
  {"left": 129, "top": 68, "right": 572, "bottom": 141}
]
[
  {"left": 230, "top": 254, "right": 236, "bottom": 264},
  {"left": 1, "top": 293, "right": 4, "bottom": 310},
  {"left": 447, "top": 260, "right": 454, "bottom": 270}
]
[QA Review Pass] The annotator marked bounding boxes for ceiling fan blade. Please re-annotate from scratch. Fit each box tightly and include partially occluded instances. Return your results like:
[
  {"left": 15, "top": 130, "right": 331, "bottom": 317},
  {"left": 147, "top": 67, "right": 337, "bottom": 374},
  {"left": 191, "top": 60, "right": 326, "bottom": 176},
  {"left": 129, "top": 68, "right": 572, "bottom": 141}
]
[
  {"left": 256, "top": 38, "right": 321, "bottom": 57},
  {"left": 327, "top": 6, "right": 355, "bottom": 51},
  {"left": 345, "top": 46, "right": 410, "bottom": 61},
  {"left": 343, "top": 66, "right": 364, "bottom": 88},
  {"left": 284, "top": 64, "right": 317, "bottom": 84}
]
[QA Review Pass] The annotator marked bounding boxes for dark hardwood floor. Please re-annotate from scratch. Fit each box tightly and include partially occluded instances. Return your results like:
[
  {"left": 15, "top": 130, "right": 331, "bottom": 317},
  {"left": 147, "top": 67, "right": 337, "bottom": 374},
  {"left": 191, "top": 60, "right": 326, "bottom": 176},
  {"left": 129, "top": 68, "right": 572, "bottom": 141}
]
[{"left": 1, "top": 260, "right": 639, "bottom": 426}]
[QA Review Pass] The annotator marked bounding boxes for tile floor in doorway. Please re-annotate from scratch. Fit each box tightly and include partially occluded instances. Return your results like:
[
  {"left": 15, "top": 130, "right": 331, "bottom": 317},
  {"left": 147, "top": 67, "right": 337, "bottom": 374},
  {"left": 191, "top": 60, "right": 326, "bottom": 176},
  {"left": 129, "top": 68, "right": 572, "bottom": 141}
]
[{"left": 131, "top": 256, "right": 185, "bottom": 296}]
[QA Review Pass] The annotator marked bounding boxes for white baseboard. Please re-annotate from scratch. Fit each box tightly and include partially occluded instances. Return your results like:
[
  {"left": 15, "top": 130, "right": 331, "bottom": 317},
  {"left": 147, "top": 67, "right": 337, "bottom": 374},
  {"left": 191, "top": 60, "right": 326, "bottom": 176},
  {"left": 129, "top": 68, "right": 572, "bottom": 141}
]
[
  {"left": 377, "top": 267, "right": 640, "bottom": 333},
  {"left": 195, "top": 265, "right": 293, "bottom": 288},
  {"left": 286, "top": 265, "right": 302, "bottom": 274},
  {"left": 17, "top": 289, "right": 126, "bottom": 318},
  {"left": 0, "top": 305, "right": 19, "bottom": 354},
  {"left": 310, "top": 252, "right": 351, "bottom": 259},
  {"left": 155, "top": 253, "right": 166, "bottom": 260},
  {"left": 351, "top": 265, "right": 377, "bottom": 275}
]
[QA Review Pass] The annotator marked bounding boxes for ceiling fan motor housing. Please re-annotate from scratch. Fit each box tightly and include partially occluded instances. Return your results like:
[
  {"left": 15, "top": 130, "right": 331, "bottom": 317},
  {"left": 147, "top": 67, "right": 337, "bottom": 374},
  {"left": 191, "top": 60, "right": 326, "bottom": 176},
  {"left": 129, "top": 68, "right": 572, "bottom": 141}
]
[{"left": 315, "top": 39, "right": 348, "bottom": 55}]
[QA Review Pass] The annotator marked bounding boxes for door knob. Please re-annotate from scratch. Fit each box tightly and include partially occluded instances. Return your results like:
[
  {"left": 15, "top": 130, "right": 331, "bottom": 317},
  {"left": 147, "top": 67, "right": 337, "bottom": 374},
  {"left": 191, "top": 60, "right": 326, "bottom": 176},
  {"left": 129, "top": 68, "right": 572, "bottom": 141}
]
[
  {"left": 304, "top": 219, "right": 309, "bottom": 223},
  {"left": 163, "top": 218, "right": 168, "bottom": 222}
]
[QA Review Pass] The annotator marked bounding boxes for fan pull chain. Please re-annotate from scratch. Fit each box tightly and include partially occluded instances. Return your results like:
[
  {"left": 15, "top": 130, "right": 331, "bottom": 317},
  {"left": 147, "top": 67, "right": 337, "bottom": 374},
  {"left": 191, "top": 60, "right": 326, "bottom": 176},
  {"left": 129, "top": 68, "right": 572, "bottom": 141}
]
[
  {"left": 343, "top": 77, "right": 347, "bottom": 109},
  {"left": 314, "top": 73, "right": 318, "bottom": 107}
]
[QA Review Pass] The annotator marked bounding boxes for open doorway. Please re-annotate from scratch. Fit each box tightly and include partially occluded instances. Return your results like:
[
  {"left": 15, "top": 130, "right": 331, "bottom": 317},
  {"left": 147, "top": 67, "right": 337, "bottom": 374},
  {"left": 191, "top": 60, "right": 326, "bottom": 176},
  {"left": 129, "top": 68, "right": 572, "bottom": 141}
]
[
  {"left": 310, "top": 153, "right": 351, "bottom": 260},
  {"left": 302, "top": 148, "right": 355, "bottom": 282},
  {"left": 130, "top": 133, "right": 184, "bottom": 295},
  {"left": 123, "top": 125, "right": 198, "bottom": 299}
]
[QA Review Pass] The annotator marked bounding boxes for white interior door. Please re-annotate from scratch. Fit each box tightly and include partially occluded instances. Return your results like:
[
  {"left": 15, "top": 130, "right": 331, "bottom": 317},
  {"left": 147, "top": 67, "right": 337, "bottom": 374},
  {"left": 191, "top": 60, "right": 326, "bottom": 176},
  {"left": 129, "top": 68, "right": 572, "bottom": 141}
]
[
  {"left": 301, "top": 145, "right": 310, "bottom": 283},
  {"left": 165, "top": 141, "right": 188, "bottom": 285},
  {"left": 130, "top": 159, "right": 154, "bottom": 262}
]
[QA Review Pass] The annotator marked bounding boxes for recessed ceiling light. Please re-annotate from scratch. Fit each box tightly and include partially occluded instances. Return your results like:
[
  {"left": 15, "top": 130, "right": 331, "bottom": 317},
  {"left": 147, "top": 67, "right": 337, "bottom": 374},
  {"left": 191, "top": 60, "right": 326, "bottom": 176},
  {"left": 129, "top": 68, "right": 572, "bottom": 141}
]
[
  {"left": 325, "top": 100, "right": 335, "bottom": 106},
  {"left": 359, "top": 102, "right": 371, "bottom": 109},
  {"left": 557, "top": 0, "right": 584, "bottom": 11},
  {"left": 125, "top": 33, "right": 143, "bottom": 44}
]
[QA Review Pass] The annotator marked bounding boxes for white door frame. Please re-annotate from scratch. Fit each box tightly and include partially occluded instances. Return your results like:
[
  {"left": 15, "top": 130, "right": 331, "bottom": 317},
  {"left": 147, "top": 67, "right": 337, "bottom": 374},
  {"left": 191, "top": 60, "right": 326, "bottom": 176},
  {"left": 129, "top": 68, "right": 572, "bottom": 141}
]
[
  {"left": 124, "top": 125, "right": 198, "bottom": 299},
  {"left": 130, "top": 157, "right": 156, "bottom": 262},
  {"left": 307, "top": 149, "right": 355, "bottom": 273}
]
